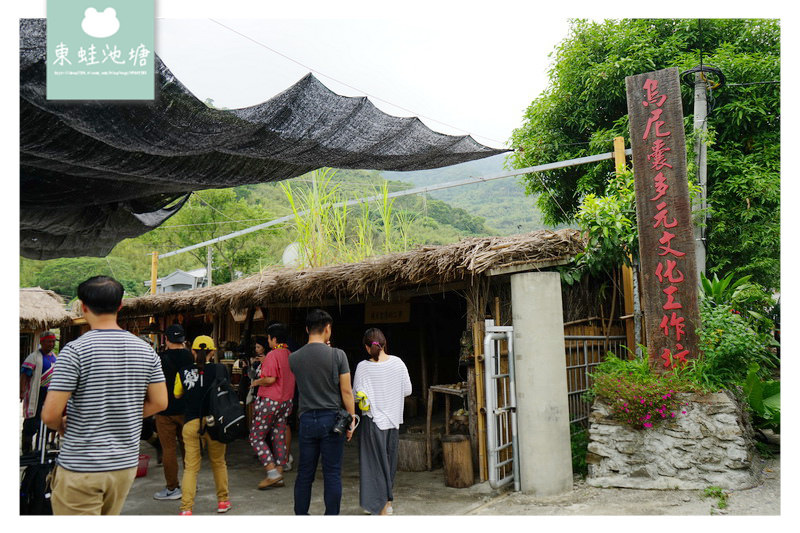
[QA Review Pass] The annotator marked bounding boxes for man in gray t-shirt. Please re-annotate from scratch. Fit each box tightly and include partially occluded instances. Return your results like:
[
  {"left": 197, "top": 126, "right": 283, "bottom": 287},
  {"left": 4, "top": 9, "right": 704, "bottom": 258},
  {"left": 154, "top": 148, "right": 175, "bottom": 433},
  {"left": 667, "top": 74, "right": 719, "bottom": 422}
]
[
  {"left": 290, "top": 343, "right": 349, "bottom": 415},
  {"left": 288, "top": 309, "right": 355, "bottom": 515}
]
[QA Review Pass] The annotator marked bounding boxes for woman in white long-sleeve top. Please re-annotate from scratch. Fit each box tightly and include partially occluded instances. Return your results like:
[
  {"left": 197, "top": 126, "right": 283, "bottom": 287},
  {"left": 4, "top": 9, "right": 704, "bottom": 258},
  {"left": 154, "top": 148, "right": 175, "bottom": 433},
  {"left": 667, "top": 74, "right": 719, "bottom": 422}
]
[{"left": 353, "top": 328, "right": 412, "bottom": 516}]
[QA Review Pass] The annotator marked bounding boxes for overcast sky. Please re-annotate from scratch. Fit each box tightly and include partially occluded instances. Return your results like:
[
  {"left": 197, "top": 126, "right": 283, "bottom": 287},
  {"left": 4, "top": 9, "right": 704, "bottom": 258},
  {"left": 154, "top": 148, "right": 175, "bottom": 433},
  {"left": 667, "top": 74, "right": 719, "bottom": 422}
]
[{"left": 153, "top": 17, "right": 571, "bottom": 149}]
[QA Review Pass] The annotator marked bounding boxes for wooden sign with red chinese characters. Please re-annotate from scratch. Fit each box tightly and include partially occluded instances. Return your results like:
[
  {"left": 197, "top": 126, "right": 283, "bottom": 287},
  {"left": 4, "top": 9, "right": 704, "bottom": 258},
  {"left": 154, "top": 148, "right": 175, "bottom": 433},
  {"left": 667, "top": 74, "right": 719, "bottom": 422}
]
[{"left": 625, "top": 67, "right": 701, "bottom": 370}]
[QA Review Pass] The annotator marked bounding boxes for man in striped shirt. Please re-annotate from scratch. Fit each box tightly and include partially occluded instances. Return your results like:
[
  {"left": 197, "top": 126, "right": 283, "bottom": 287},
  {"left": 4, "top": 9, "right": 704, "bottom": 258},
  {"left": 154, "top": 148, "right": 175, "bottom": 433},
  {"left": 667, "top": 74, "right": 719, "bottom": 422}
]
[{"left": 42, "top": 276, "right": 168, "bottom": 515}]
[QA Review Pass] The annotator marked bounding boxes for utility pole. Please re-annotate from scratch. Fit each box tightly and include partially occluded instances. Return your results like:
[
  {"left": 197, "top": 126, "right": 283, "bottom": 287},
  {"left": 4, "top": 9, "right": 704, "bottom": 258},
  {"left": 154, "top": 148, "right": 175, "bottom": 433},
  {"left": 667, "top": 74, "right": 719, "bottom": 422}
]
[
  {"left": 693, "top": 72, "right": 708, "bottom": 280},
  {"left": 207, "top": 245, "right": 213, "bottom": 288}
]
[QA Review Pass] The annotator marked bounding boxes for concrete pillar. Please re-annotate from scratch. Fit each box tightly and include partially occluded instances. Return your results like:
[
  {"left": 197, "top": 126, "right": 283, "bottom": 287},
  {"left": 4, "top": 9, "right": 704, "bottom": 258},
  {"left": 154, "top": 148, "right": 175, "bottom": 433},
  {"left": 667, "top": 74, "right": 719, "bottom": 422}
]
[{"left": 510, "top": 271, "right": 572, "bottom": 496}]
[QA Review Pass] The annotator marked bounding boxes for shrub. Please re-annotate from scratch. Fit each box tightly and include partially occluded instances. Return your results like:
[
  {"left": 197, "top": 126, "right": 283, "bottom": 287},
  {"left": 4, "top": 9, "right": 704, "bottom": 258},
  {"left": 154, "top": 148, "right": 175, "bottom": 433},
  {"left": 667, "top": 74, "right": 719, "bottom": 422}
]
[
  {"left": 590, "top": 356, "right": 696, "bottom": 429},
  {"left": 570, "top": 424, "right": 589, "bottom": 476},
  {"left": 695, "top": 300, "right": 779, "bottom": 389}
]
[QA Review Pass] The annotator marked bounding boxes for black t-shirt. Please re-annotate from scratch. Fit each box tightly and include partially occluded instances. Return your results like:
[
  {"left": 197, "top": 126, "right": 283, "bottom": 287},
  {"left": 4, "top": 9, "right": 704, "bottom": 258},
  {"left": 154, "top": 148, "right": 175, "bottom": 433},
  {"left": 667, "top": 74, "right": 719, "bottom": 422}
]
[
  {"left": 176, "top": 363, "right": 225, "bottom": 423},
  {"left": 158, "top": 348, "right": 194, "bottom": 415}
]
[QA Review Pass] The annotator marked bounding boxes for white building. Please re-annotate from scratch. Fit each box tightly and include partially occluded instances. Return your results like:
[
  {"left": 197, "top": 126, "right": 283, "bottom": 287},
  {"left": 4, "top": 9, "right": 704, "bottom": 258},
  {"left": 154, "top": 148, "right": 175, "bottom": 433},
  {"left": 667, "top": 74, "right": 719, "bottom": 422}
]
[{"left": 144, "top": 268, "right": 208, "bottom": 294}]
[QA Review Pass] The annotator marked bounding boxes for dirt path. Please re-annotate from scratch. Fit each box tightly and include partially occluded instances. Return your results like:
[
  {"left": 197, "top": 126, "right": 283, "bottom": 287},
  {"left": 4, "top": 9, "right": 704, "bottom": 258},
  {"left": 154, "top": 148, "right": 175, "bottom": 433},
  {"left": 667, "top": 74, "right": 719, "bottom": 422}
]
[{"left": 467, "top": 455, "right": 780, "bottom": 515}]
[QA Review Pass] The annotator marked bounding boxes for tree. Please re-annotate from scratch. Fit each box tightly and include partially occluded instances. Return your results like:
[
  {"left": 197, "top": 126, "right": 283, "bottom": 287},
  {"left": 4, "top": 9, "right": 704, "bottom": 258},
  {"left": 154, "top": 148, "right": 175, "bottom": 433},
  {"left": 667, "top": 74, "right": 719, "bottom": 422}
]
[
  {"left": 140, "top": 189, "right": 283, "bottom": 284},
  {"left": 509, "top": 19, "right": 780, "bottom": 289},
  {"left": 33, "top": 256, "right": 142, "bottom": 300}
]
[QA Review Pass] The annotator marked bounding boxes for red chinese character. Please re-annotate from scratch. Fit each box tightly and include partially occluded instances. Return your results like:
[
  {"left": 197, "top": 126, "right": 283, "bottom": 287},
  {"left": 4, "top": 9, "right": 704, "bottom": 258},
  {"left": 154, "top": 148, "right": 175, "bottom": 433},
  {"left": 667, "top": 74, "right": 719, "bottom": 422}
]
[
  {"left": 653, "top": 202, "right": 678, "bottom": 229},
  {"left": 658, "top": 231, "right": 686, "bottom": 257},
  {"left": 659, "top": 312, "right": 686, "bottom": 341},
  {"left": 655, "top": 260, "right": 685, "bottom": 283},
  {"left": 660, "top": 344, "right": 690, "bottom": 368},
  {"left": 642, "top": 108, "right": 671, "bottom": 140},
  {"left": 662, "top": 285, "right": 683, "bottom": 310},
  {"left": 647, "top": 139, "right": 673, "bottom": 171},
  {"left": 642, "top": 79, "right": 668, "bottom": 107},
  {"left": 650, "top": 172, "right": 669, "bottom": 201}
]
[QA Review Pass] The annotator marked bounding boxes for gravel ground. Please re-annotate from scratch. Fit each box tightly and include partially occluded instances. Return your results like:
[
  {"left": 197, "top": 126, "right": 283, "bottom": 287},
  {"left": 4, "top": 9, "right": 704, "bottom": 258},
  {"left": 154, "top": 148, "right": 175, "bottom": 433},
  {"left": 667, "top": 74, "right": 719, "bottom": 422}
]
[{"left": 467, "top": 454, "right": 780, "bottom": 516}]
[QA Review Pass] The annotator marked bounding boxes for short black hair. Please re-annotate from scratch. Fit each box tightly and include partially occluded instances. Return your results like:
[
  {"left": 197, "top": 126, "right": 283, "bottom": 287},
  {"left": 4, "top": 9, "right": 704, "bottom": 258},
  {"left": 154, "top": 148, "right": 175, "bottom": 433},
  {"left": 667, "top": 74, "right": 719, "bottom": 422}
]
[
  {"left": 253, "top": 335, "right": 269, "bottom": 351},
  {"left": 305, "top": 309, "right": 333, "bottom": 335},
  {"left": 266, "top": 322, "right": 288, "bottom": 344},
  {"left": 77, "top": 276, "right": 124, "bottom": 315}
]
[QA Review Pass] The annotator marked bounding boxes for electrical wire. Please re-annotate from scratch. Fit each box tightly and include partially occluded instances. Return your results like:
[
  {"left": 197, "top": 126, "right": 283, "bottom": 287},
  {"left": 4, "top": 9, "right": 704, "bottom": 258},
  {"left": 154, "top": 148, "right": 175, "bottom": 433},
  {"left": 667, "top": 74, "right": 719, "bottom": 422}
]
[
  {"left": 207, "top": 18, "right": 507, "bottom": 148},
  {"left": 191, "top": 191, "right": 240, "bottom": 221},
  {"left": 727, "top": 81, "right": 780, "bottom": 87}
]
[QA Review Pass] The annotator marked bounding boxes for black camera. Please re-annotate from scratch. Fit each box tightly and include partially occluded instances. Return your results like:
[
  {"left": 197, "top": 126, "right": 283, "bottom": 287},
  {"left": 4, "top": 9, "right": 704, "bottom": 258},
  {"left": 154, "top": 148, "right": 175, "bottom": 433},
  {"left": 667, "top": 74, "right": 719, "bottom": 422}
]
[{"left": 331, "top": 409, "right": 354, "bottom": 435}]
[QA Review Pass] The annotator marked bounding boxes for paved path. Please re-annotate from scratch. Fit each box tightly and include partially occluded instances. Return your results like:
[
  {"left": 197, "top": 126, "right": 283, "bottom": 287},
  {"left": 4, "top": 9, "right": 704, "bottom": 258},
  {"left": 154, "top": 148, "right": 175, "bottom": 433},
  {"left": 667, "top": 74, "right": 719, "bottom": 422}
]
[{"left": 123, "top": 436, "right": 779, "bottom": 516}]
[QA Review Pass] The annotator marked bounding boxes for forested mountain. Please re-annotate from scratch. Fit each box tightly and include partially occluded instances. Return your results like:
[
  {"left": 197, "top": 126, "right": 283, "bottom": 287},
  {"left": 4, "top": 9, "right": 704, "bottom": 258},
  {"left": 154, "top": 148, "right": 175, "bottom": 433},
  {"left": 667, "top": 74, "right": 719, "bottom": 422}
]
[
  {"left": 384, "top": 154, "right": 566, "bottom": 235},
  {"left": 20, "top": 168, "right": 511, "bottom": 300}
]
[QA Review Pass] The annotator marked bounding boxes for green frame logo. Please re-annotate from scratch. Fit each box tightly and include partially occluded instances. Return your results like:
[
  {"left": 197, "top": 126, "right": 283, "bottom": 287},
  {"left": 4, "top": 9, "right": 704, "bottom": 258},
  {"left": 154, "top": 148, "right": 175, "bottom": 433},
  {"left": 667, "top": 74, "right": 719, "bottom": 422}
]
[{"left": 46, "top": 0, "right": 154, "bottom": 100}]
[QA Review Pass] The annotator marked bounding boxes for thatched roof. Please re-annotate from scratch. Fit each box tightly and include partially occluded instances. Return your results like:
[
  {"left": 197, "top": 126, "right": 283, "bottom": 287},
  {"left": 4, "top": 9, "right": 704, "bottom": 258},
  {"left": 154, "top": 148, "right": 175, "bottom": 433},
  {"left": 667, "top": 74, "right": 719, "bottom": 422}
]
[
  {"left": 19, "top": 287, "right": 73, "bottom": 331},
  {"left": 120, "top": 229, "right": 583, "bottom": 317}
]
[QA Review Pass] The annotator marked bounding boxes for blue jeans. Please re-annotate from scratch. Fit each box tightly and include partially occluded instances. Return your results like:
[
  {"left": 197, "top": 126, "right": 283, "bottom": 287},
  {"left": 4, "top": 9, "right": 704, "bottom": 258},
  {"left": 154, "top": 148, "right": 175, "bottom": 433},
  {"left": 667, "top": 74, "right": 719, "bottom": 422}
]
[{"left": 294, "top": 409, "right": 345, "bottom": 515}]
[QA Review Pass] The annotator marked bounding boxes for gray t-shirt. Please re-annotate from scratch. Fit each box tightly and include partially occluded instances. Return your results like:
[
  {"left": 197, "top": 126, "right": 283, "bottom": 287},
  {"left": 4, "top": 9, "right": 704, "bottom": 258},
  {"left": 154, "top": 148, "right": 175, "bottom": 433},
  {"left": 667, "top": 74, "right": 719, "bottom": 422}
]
[{"left": 289, "top": 343, "right": 350, "bottom": 416}]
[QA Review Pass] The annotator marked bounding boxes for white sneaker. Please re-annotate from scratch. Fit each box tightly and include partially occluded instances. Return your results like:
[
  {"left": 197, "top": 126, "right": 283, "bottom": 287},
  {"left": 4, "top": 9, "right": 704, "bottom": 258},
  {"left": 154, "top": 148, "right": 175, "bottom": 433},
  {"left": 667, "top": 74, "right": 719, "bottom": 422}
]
[
  {"left": 154, "top": 487, "right": 182, "bottom": 500},
  {"left": 284, "top": 454, "right": 293, "bottom": 471}
]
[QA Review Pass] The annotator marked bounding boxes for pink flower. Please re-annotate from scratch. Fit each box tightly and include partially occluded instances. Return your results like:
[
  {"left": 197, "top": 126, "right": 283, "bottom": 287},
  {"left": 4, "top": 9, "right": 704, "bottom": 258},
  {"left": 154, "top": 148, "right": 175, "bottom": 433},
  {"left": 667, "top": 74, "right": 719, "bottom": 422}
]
[
  {"left": 681, "top": 411, "right": 686, "bottom": 414},
  {"left": 643, "top": 422, "right": 653, "bottom": 428}
]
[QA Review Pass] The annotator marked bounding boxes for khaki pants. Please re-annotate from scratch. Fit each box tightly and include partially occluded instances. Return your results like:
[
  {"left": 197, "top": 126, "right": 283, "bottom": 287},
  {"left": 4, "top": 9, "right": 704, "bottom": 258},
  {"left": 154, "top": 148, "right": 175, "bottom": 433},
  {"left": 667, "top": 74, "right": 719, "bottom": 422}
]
[
  {"left": 155, "top": 413, "right": 185, "bottom": 490},
  {"left": 50, "top": 465, "right": 137, "bottom": 515},
  {"left": 180, "top": 418, "right": 228, "bottom": 512}
]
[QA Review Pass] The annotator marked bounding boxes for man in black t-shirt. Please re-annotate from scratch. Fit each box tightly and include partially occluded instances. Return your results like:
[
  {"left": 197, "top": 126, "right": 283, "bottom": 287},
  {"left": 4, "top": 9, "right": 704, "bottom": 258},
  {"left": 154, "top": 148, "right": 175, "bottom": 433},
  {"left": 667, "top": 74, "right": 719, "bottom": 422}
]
[{"left": 153, "top": 324, "right": 193, "bottom": 501}]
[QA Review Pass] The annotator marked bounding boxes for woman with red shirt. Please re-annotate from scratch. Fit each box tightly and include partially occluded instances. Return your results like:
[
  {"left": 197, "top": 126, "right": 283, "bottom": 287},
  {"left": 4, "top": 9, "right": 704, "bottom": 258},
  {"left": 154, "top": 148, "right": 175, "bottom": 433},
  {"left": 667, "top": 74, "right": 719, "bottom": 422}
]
[{"left": 249, "top": 323, "right": 295, "bottom": 489}]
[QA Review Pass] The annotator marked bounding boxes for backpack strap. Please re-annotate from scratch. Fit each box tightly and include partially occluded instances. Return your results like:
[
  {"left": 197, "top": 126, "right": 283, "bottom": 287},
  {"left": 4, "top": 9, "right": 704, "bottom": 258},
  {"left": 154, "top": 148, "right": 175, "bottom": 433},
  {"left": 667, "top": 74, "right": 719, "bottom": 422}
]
[{"left": 197, "top": 364, "right": 226, "bottom": 435}]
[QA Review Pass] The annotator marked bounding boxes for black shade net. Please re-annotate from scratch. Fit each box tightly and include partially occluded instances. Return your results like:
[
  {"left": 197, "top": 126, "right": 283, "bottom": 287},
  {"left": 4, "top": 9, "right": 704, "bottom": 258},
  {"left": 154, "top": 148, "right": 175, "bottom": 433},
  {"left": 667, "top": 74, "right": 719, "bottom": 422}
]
[{"left": 20, "top": 19, "right": 508, "bottom": 260}]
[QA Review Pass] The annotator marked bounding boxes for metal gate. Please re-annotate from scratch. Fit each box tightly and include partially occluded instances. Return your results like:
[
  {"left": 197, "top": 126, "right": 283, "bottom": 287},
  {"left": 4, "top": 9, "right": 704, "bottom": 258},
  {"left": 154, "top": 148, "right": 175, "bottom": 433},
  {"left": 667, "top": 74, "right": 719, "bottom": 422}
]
[{"left": 482, "top": 320, "right": 520, "bottom": 491}]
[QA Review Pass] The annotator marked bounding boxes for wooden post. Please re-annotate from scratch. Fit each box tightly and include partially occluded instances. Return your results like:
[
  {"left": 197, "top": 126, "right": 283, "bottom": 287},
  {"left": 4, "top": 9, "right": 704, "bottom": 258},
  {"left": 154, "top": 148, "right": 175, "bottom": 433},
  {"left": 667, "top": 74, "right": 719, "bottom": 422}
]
[
  {"left": 614, "top": 137, "right": 637, "bottom": 357},
  {"left": 466, "top": 366, "right": 478, "bottom": 475},
  {"left": 419, "top": 325, "right": 429, "bottom": 406},
  {"left": 426, "top": 390, "right": 434, "bottom": 471},
  {"left": 442, "top": 435, "right": 474, "bottom": 488},
  {"left": 472, "top": 320, "right": 488, "bottom": 481},
  {"left": 613, "top": 135, "right": 627, "bottom": 175},
  {"left": 150, "top": 251, "right": 158, "bottom": 295},
  {"left": 212, "top": 314, "right": 221, "bottom": 363}
]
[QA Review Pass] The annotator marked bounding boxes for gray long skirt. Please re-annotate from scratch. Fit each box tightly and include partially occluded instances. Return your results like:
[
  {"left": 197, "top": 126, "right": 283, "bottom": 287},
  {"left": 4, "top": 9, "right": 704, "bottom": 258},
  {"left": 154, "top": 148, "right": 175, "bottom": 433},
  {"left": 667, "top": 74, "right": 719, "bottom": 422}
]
[{"left": 359, "top": 414, "right": 399, "bottom": 515}]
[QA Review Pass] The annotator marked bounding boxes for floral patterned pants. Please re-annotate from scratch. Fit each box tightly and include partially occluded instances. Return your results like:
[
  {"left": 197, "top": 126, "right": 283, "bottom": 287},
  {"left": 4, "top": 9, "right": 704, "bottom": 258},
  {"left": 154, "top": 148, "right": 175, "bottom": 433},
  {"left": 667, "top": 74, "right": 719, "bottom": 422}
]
[{"left": 249, "top": 397, "right": 293, "bottom": 468}]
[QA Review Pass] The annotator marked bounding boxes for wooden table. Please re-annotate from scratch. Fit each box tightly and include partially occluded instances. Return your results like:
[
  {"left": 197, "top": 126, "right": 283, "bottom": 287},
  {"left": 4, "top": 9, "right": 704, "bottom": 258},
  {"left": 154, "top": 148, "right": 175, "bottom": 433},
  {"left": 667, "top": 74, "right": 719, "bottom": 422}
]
[{"left": 426, "top": 383, "right": 469, "bottom": 471}]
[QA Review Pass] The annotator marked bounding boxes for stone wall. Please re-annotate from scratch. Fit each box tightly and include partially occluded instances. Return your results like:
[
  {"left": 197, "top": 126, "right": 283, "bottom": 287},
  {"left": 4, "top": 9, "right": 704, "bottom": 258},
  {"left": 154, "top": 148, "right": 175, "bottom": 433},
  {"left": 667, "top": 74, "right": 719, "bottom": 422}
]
[{"left": 586, "top": 391, "right": 760, "bottom": 490}]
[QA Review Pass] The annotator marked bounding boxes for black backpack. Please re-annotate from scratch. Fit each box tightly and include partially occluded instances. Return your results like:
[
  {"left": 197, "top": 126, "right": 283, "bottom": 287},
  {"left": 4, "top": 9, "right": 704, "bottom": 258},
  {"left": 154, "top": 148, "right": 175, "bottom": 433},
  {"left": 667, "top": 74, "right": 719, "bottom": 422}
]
[
  {"left": 20, "top": 462, "right": 54, "bottom": 515},
  {"left": 201, "top": 365, "right": 247, "bottom": 444},
  {"left": 20, "top": 420, "right": 56, "bottom": 515}
]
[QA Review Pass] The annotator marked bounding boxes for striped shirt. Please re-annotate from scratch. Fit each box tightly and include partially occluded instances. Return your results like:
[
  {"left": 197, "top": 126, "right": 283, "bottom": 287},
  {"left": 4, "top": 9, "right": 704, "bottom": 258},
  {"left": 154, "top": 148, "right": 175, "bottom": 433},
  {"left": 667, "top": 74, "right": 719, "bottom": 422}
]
[
  {"left": 48, "top": 329, "right": 165, "bottom": 472},
  {"left": 353, "top": 355, "right": 412, "bottom": 430}
]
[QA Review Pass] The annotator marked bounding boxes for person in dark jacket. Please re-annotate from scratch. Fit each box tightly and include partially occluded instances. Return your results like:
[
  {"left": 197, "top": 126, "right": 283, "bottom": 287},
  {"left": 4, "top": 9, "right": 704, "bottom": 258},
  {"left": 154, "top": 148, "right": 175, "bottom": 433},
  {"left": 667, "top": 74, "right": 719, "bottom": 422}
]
[
  {"left": 174, "top": 336, "right": 231, "bottom": 515},
  {"left": 153, "top": 324, "right": 193, "bottom": 501}
]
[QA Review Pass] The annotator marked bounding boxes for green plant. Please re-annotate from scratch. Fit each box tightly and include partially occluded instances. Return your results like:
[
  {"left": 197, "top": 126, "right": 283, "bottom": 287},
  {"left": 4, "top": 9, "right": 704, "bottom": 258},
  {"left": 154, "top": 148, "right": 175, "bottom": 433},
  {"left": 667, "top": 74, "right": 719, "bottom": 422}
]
[
  {"left": 700, "top": 272, "right": 775, "bottom": 328},
  {"left": 282, "top": 168, "right": 421, "bottom": 268},
  {"left": 570, "top": 424, "right": 589, "bottom": 477},
  {"left": 590, "top": 355, "right": 695, "bottom": 429},
  {"left": 695, "top": 300, "right": 779, "bottom": 388},
  {"left": 700, "top": 271, "right": 754, "bottom": 306},
  {"left": 743, "top": 363, "right": 780, "bottom": 432},
  {"left": 703, "top": 486, "right": 729, "bottom": 509}
]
